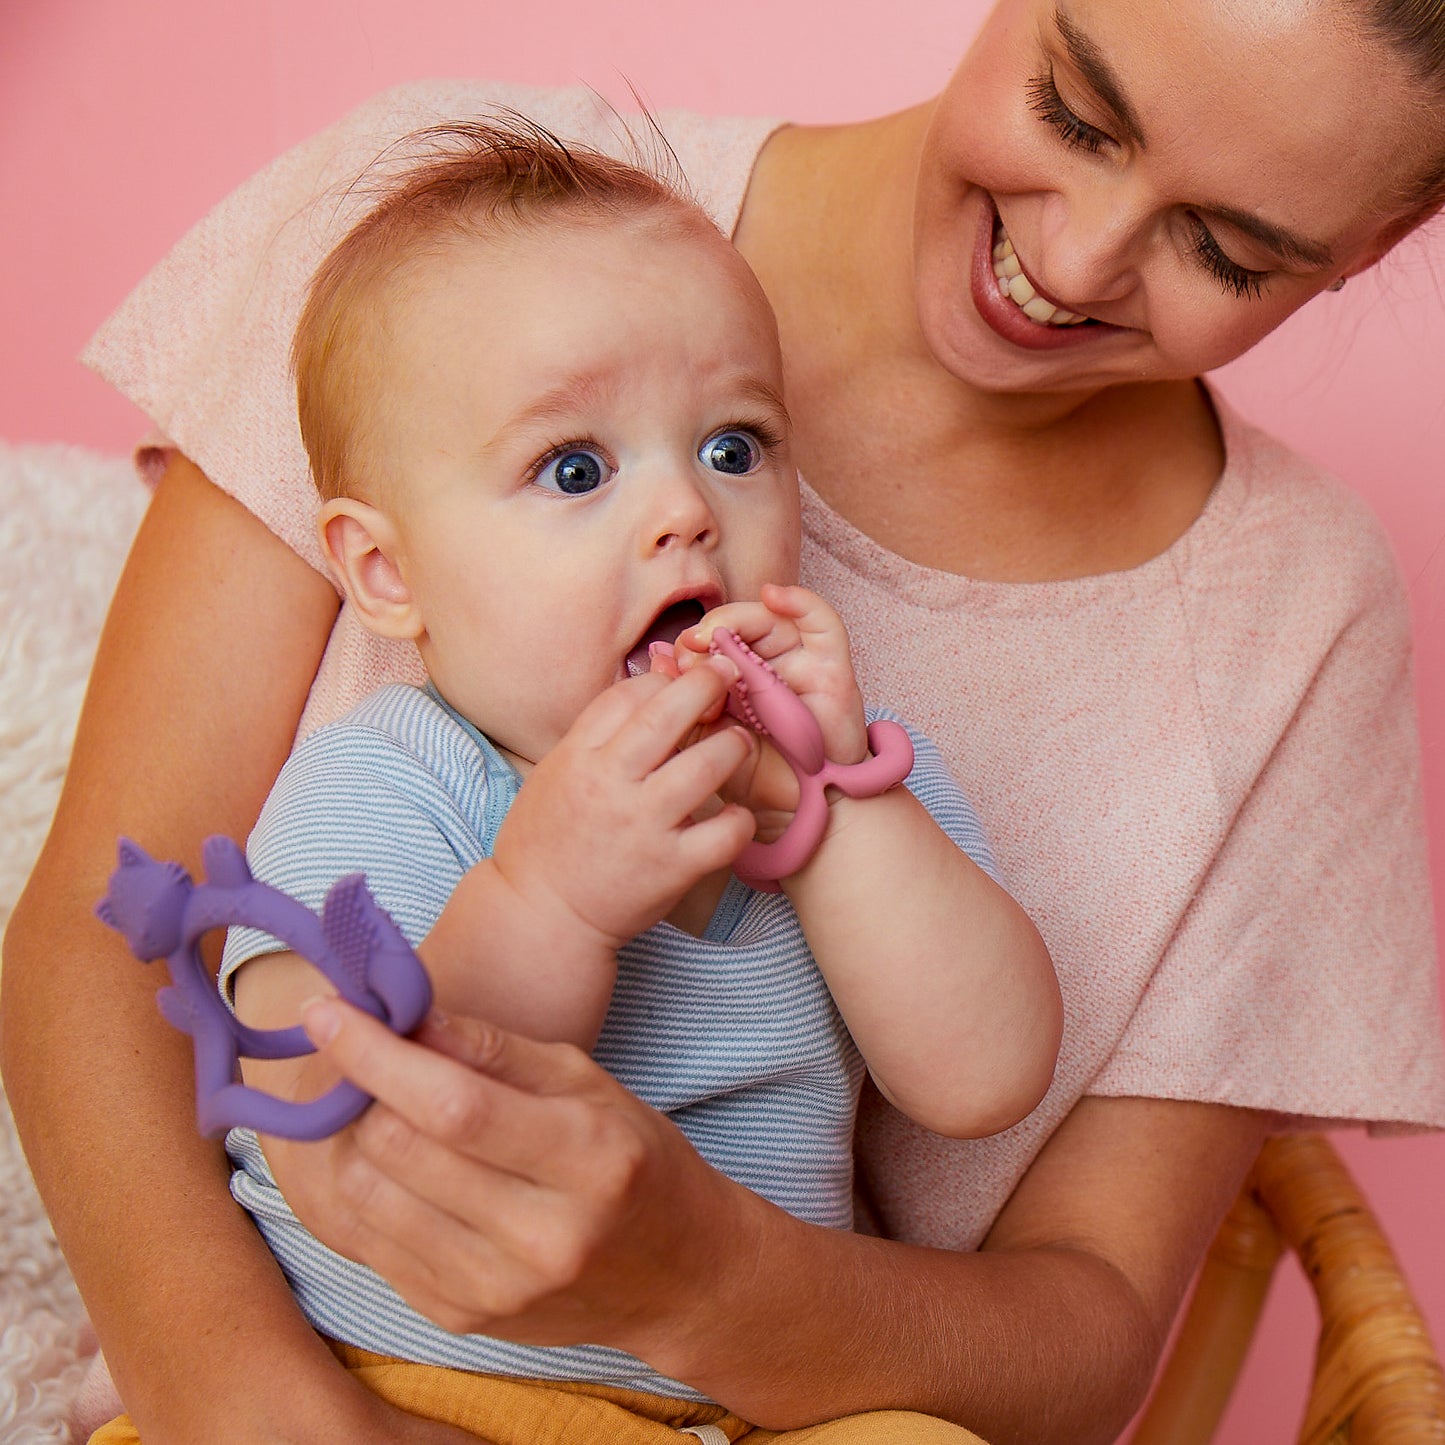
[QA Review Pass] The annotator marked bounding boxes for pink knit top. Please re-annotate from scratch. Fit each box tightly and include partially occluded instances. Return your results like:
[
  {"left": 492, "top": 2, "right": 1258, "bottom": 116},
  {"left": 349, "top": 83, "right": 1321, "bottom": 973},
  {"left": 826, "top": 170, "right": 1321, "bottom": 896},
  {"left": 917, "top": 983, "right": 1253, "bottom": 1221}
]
[{"left": 84, "top": 81, "right": 1445, "bottom": 1252}]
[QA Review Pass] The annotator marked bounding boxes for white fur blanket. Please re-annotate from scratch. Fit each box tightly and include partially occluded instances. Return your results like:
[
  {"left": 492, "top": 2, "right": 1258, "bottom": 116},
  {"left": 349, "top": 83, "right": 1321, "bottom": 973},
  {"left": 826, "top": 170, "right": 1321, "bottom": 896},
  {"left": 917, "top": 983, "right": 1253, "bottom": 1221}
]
[{"left": 0, "top": 442, "right": 147, "bottom": 1442}]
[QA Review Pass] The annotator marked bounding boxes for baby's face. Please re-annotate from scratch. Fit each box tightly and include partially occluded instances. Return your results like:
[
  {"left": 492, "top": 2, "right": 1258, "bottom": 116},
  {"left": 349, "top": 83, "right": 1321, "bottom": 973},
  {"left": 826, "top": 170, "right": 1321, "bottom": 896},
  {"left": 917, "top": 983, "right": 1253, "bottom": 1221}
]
[{"left": 368, "top": 213, "right": 800, "bottom": 767}]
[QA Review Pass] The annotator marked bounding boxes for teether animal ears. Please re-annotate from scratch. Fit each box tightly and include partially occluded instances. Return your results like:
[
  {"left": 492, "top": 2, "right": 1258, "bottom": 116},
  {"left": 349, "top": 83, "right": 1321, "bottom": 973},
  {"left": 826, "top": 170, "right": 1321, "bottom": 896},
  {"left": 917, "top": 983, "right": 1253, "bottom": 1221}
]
[
  {"left": 96, "top": 836, "right": 432, "bottom": 1140},
  {"left": 709, "top": 630, "right": 914, "bottom": 891}
]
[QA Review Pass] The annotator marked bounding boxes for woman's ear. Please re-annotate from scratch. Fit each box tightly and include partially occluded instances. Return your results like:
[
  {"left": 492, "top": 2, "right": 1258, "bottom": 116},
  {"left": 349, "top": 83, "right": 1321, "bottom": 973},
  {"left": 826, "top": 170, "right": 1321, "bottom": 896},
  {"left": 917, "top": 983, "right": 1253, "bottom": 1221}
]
[{"left": 316, "top": 497, "right": 423, "bottom": 640}]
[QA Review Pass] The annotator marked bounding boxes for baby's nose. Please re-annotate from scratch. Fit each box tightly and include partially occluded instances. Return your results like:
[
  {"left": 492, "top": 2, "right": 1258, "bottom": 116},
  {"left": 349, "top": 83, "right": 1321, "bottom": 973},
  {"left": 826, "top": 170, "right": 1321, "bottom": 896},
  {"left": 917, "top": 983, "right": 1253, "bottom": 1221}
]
[{"left": 645, "top": 474, "right": 717, "bottom": 553}]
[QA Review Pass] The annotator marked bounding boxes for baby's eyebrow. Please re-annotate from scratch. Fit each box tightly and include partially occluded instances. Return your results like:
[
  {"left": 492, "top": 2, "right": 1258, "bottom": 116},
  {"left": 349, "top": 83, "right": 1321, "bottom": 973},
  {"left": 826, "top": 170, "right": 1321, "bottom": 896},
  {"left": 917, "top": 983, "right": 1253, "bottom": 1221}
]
[
  {"left": 734, "top": 375, "right": 790, "bottom": 423},
  {"left": 495, "top": 370, "right": 615, "bottom": 441}
]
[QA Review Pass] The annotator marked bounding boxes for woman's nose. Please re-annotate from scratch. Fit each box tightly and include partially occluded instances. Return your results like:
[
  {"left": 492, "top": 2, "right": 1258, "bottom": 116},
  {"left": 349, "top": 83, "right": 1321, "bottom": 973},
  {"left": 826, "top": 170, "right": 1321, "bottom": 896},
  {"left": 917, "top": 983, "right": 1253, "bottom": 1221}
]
[
  {"left": 642, "top": 471, "right": 718, "bottom": 555},
  {"left": 1032, "top": 184, "right": 1143, "bottom": 308}
]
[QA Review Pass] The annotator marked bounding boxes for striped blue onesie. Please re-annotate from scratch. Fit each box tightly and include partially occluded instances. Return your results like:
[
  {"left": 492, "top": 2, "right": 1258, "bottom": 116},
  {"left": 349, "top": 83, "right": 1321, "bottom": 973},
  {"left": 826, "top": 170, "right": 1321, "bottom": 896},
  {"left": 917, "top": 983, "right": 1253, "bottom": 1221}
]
[{"left": 221, "top": 682, "right": 997, "bottom": 1400}]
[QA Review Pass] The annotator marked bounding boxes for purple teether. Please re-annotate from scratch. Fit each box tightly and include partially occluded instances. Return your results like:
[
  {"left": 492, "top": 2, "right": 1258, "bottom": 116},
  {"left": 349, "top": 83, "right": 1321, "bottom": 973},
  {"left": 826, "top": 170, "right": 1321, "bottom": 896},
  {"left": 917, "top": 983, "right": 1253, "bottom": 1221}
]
[
  {"left": 709, "top": 630, "right": 914, "bottom": 891},
  {"left": 96, "top": 835, "right": 432, "bottom": 1140}
]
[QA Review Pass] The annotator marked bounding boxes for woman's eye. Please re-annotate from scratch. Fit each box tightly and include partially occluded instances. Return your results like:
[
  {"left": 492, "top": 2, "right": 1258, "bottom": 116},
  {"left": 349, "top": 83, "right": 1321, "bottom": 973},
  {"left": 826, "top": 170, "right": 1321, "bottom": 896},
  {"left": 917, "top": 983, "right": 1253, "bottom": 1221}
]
[
  {"left": 537, "top": 449, "right": 612, "bottom": 495},
  {"left": 1026, "top": 70, "right": 1111, "bottom": 155},
  {"left": 700, "top": 431, "right": 761, "bottom": 476},
  {"left": 1187, "top": 216, "right": 1269, "bottom": 300}
]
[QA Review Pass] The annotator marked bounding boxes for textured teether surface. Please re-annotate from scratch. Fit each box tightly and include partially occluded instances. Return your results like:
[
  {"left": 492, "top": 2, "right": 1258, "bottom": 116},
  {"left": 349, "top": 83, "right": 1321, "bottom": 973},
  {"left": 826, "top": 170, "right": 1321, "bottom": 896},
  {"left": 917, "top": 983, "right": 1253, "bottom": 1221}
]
[
  {"left": 97, "top": 837, "right": 432, "bottom": 1139},
  {"left": 708, "top": 630, "right": 914, "bottom": 890}
]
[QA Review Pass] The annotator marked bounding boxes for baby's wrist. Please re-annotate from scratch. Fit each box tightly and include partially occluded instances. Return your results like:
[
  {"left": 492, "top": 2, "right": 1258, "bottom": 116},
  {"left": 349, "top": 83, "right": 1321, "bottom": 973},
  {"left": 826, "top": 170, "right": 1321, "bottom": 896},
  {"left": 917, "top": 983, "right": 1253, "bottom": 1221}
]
[{"left": 466, "top": 855, "right": 624, "bottom": 964}]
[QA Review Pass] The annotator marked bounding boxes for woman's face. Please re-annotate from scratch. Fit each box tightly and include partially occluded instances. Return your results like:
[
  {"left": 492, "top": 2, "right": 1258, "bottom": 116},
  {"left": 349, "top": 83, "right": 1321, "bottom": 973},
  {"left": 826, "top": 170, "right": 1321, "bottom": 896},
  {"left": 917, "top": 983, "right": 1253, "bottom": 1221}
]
[{"left": 913, "top": 0, "right": 1437, "bottom": 394}]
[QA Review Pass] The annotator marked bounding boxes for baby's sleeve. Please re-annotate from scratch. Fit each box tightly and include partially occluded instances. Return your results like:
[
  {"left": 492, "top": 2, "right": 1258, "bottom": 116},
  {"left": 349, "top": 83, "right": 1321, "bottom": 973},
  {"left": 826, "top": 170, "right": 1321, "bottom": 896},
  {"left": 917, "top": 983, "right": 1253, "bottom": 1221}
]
[
  {"left": 879, "top": 709, "right": 1003, "bottom": 887},
  {"left": 219, "top": 718, "right": 486, "bottom": 994}
]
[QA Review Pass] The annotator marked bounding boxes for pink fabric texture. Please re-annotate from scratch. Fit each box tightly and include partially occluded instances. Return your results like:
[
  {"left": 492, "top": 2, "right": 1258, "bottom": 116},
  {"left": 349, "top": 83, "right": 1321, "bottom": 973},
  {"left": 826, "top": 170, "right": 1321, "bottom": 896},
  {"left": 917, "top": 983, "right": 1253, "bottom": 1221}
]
[{"left": 83, "top": 81, "right": 1445, "bottom": 1255}]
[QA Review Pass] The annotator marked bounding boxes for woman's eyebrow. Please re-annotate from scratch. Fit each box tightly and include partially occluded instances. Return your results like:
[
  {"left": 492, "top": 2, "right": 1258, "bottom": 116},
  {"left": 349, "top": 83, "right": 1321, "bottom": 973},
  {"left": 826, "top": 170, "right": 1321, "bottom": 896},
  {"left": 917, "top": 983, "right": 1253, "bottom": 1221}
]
[
  {"left": 1054, "top": 7, "right": 1147, "bottom": 148},
  {"left": 1201, "top": 203, "right": 1335, "bottom": 268}
]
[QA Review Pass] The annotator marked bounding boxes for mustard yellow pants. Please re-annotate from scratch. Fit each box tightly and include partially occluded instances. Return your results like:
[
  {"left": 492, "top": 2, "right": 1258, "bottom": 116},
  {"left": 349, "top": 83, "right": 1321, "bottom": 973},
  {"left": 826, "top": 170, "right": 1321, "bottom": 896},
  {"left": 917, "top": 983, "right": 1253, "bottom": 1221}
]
[{"left": 89, "top": 1341, "right": 988, "bottom": 1443}]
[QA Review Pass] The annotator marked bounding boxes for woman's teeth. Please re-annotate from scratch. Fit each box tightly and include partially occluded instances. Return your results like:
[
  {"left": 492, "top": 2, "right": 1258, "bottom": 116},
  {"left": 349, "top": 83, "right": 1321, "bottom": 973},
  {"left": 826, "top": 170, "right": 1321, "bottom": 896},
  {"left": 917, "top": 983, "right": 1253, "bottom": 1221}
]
[{"left": 992, "top": 231, "right": 1088, "bottom": 327}]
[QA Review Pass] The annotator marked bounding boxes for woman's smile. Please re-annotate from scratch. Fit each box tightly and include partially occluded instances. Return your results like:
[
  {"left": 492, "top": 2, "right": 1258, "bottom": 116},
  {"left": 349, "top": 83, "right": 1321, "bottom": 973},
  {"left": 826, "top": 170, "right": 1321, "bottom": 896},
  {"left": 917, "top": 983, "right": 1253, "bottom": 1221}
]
[
  {"left": 990, "top": 214, "right": 1088, "bottom": 326},
  {"left": 966, "top": 193, "right": 1121, "bottom": 353}
]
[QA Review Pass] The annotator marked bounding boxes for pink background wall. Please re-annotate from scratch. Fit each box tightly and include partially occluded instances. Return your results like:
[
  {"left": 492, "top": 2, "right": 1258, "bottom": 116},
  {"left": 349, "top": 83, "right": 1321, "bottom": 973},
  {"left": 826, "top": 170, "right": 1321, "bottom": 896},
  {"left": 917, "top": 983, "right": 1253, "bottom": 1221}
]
[{"left": 5, "top": 1, "right": 1444, "bottom": 1436}]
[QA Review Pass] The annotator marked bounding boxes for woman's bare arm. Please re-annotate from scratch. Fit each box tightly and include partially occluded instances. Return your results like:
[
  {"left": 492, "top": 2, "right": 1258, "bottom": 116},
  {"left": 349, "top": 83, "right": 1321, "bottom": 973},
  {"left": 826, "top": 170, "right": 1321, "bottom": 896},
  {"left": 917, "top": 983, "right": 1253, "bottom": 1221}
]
[
  {"left": 1, "top": 455, "right": 474, "bottom": 1443},
  {"left": 301, "top": 999, "right": 1269, "bottom": 1445}
]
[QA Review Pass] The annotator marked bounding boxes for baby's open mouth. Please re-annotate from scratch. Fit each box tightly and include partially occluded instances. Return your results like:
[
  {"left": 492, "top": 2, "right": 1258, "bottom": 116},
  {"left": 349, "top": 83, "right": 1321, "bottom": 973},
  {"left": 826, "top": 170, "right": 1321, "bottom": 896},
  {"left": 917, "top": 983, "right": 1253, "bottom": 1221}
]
[{"left": 626, "top": 599, "right": 707, "bottom": 677}]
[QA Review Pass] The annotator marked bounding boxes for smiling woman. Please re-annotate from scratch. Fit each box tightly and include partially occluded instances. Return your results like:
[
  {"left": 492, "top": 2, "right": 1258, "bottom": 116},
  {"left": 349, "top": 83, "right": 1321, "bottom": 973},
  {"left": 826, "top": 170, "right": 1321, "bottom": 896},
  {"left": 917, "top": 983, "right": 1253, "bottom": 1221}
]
[
  {"left": 6, "top": 1, "right": 1445, "bottom": 1443},
  {"left": 909, "top": 0, "right": 1437, "bottom": 384}
]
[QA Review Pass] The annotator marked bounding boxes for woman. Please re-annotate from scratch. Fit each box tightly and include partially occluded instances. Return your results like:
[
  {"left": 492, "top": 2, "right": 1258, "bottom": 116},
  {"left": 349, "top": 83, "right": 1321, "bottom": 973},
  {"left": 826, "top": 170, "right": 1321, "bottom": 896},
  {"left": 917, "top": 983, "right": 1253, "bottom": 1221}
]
[{"left": 6, "top": 0, "right": 1444, "bottom": 1441}]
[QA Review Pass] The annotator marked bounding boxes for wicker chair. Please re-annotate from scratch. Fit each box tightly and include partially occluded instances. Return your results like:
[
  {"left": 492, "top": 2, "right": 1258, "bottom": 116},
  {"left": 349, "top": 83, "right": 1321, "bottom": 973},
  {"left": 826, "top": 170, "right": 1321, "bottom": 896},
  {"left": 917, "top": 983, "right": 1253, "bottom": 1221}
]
[{"left": 1131, "top": 1134, "right": 1445, "bottom": 1444}]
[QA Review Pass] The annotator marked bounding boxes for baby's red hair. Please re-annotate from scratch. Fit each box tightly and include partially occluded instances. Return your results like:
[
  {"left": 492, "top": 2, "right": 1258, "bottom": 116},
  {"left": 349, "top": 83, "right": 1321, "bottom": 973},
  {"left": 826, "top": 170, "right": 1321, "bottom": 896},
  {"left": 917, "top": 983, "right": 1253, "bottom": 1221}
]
[{"left": 293, "top": 114, "right": 703, "bottom": 500}]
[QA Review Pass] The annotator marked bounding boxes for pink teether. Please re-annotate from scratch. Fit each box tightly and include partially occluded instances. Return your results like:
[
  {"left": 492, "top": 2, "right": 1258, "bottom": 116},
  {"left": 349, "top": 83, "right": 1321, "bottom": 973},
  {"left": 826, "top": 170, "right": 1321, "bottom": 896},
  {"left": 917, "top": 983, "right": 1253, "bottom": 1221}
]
[{"left": 709, "top": 630, "right": 913, "bottom": 891}]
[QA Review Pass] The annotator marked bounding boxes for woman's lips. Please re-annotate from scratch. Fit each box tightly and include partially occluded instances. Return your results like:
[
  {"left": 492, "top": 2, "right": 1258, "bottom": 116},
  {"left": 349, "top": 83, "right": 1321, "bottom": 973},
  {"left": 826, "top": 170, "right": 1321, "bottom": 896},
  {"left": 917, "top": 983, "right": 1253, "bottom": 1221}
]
[{"left": 968, "top": 198, "right": 1116, "bottom": 352}]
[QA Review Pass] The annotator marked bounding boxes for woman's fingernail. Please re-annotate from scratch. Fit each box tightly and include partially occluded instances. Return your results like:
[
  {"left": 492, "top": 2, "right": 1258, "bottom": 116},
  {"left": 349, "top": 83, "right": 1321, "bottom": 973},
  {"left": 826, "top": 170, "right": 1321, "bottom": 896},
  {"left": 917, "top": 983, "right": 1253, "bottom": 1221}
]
[{"left": 301, "top": 996, "right": 341, "bottom": 1046}]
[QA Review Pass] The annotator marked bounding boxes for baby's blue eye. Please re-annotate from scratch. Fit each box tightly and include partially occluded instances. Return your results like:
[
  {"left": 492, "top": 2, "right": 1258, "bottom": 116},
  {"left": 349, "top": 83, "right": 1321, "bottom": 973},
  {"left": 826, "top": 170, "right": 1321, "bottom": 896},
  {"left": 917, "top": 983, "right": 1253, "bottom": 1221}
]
[
  {"left": 700, "top": 431, "right": 760, "bottom": 476},
  {"left": 539, "top": 449, "right": 611, "bottom": 495}
]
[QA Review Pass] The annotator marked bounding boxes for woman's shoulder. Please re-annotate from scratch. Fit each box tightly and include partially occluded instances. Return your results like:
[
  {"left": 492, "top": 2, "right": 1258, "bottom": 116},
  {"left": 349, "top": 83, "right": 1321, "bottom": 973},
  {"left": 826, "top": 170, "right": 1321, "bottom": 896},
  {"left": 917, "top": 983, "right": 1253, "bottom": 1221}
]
[
  {"left": 1192, "top": 398, "right": 1406, "bottom": 621},
  {"left": 1171, "top": 401, "right": 1418, "bottom": 804}
]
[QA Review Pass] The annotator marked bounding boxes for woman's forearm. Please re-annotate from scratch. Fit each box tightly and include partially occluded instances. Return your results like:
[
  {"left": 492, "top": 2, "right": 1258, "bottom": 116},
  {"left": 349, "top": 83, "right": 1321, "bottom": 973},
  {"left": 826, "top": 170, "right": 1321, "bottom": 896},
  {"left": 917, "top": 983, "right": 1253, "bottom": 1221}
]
[
  {"left": 649, "top": 1095, "right": 1266, "bottom": 1444},
  {"left": 647, "top": 1189, "right": 1156, "bottom": 1442},
  {"left": 0, "top": 454, "right": 372, "bottom": 1440},
  {"left": 2, "top": 908, "right": 377, "bottom": 1439}
]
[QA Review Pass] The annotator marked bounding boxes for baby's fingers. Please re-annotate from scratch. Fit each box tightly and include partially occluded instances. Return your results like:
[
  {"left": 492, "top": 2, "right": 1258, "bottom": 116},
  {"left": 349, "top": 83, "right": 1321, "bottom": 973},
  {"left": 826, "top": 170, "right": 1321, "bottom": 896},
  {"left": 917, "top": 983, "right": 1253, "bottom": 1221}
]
[
  {"left": 671, "top": 802, "right": 758, "bottom": 877},
  {"left": 676, "top": 600, "right": 801, "bottom": 664},
  {"left": 759, "top": 582, "right": 841, "bottom": 638},
  {"left": 606, "top": 656, "right": 740, "bottom": 776},
  {"left": 647, "top": 722, "right": 757, "bottom": 820}
]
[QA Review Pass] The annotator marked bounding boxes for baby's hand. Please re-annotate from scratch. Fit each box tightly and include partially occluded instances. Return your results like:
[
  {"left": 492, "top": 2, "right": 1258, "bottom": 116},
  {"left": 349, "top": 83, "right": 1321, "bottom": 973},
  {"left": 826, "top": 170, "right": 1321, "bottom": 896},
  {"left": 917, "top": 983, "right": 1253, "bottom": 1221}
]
[
  {"left": 669, "top": 585, "right": 869, "bottom": 824},
  {"left": 490, "top": 660, "right": 755, "bottom": 949}
]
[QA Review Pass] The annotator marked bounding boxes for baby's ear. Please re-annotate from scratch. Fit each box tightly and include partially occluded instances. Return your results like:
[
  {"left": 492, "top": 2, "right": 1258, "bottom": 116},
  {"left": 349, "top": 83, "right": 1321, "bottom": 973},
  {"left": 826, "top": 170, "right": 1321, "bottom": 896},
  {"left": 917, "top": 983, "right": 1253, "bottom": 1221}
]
[{"left": 317, "top": 497, "right": 423, "bottom": 640}]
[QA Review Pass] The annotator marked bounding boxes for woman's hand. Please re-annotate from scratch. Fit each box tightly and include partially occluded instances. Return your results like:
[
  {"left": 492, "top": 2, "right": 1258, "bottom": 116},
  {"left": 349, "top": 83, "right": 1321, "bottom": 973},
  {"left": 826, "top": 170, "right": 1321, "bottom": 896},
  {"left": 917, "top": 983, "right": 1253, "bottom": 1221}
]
[{"left": 286, "top": 997, "right": 769, "bottom": 1366}]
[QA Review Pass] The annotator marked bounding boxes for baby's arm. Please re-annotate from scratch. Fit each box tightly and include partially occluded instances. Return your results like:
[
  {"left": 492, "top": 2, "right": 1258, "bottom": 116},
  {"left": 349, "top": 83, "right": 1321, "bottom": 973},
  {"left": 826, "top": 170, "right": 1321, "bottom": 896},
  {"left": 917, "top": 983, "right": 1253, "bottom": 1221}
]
[
  {"left": 236, "top": 659, "right": 754, "bottom": 1105},
  {"left": 676, "top": 586, "right": 1061, "bottom": 1139},
  {"left": 419, "top": 658, "right": 754, "bottom": 1043},
  {"left": 788, "top": 748, "right": 1060, "bottom": 1138}
]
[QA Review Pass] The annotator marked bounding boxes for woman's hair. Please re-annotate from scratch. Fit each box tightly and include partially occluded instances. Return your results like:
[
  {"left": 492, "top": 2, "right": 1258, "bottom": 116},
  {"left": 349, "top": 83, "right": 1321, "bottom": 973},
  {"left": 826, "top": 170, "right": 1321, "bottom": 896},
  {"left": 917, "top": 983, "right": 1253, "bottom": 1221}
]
[
  {"left": 1359, "top": 0, "right": 1445, "bottom": 232},
  {"left": 293, "top": 114, "right": 704, "bottom": 501}
]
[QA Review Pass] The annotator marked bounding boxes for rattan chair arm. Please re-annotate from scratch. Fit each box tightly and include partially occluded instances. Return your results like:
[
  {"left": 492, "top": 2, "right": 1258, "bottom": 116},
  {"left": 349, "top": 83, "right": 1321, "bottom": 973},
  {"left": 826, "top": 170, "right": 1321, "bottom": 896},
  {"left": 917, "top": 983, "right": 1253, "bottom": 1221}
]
[
  {"left": 1130, "top": 1134, "right": 1445, "bottom": 1445},
  {"left": 1252, "top": 1135, "right": 1445, "bottom": 1445}
]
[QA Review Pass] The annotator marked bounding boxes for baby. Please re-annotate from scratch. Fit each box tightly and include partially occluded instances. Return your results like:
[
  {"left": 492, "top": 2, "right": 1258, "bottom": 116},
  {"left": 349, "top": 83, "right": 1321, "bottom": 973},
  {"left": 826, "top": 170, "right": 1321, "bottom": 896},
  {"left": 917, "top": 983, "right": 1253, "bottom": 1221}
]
[{"left": 219, "top": 119, "right": 1060, "bottom": 1438}]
